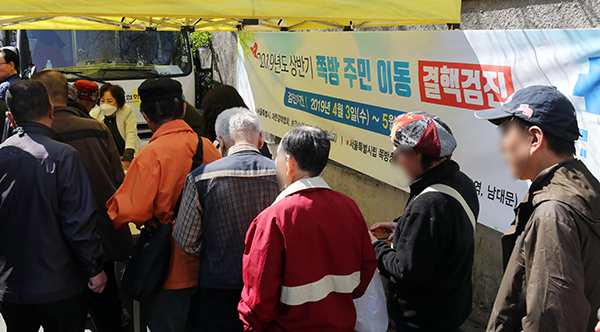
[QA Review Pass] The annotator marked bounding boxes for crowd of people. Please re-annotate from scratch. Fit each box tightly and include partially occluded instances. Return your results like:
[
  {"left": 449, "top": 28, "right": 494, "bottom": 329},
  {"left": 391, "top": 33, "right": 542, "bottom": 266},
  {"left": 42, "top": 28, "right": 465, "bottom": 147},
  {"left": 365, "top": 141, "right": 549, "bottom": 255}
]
[{"left": 0, "top": 44, "right": 599, "bottom": 332}]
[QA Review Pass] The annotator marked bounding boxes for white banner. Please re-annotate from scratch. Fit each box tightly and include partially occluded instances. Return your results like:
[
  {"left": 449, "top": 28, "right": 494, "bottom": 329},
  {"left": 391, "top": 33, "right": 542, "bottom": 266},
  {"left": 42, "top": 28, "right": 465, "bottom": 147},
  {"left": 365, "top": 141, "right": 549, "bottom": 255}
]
[{"left": 236, "top": 30, "right": 600, "bottom": 233}]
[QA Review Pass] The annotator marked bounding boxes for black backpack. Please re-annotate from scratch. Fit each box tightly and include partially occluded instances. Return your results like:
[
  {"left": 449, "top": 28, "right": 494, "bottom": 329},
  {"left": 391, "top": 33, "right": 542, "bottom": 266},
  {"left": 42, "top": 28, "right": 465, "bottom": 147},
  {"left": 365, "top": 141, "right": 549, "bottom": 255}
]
[{"left": 121, "top": 135, "right": 204, "bottom": 301}]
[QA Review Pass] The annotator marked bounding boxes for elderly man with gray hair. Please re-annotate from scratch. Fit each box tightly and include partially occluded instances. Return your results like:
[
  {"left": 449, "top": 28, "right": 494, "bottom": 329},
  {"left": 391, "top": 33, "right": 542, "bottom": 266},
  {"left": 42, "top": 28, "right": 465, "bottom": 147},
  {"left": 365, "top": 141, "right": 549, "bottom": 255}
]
[{"left": 173, "top": 107, "right": 280, "bottom": 332}]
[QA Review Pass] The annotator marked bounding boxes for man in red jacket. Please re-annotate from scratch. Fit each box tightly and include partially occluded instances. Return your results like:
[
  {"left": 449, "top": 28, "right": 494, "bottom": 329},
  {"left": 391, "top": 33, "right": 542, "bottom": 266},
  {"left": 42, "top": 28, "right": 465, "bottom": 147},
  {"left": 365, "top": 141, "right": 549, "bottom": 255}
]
[{"left": 238, "top": 125, "right": 377, "bottom": 332}]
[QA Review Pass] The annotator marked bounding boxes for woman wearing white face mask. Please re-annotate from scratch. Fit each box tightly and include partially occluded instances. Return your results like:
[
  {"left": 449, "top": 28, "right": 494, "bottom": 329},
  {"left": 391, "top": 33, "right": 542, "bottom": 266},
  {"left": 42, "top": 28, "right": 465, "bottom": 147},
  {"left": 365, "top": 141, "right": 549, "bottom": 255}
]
[{"left": 90, "top": 83, "right": 139, "bottom": 170}]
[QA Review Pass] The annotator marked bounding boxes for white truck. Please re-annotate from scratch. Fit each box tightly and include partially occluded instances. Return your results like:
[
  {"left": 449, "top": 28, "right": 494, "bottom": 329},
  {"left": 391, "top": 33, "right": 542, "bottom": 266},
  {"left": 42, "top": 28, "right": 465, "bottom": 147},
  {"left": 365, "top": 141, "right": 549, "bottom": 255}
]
[{"left": 13, "top": 29, "right": 202, "bottom": 138}]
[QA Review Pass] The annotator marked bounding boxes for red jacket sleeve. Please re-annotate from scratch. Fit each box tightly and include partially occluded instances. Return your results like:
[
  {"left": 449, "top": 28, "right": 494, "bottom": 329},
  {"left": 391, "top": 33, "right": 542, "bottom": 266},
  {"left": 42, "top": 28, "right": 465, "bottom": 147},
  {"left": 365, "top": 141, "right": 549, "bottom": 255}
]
[{"left": 238, "top": 213, "right": 285, "bottom": 332}]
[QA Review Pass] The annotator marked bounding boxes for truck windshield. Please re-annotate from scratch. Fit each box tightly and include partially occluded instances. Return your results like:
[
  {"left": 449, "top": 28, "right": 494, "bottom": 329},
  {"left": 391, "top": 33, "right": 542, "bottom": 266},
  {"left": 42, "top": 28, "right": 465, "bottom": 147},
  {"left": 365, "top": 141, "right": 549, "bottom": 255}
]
[{"left": 19, "top": 30, "right": 192, "bottom": 81}]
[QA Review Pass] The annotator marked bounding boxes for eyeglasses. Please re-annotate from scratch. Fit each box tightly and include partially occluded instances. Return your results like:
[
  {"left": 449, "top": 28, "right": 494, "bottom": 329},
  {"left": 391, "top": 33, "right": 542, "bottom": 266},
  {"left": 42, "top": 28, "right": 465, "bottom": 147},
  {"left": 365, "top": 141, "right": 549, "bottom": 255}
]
[{"left": 0, "top": 62, "right": 6, "bottom": 65}]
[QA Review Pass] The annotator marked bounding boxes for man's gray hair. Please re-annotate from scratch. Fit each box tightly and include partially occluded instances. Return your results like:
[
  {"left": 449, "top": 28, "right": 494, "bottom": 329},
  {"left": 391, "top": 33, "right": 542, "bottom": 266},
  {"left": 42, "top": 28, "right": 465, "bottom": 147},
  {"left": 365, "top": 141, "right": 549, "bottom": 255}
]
[{"left": 215, "top": 107, "right": 262, "bottom": 146}]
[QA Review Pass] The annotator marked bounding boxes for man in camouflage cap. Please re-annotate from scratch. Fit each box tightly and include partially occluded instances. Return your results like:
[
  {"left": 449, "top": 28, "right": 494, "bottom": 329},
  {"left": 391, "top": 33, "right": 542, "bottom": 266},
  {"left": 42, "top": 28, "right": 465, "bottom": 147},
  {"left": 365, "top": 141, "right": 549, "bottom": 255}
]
[{"left": 370, "top": 112, "right": 479, "bottom": 332}]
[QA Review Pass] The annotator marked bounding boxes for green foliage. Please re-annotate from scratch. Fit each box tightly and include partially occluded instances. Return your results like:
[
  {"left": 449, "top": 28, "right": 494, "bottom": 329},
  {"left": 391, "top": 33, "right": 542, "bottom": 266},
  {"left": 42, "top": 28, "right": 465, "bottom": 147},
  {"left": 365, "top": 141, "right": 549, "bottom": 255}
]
[
  {"left": 238, "top": 32, "right": 257, "bottom": 59},
  {"left": 190, "top": 31, "right": 212, "bottom": 50}
]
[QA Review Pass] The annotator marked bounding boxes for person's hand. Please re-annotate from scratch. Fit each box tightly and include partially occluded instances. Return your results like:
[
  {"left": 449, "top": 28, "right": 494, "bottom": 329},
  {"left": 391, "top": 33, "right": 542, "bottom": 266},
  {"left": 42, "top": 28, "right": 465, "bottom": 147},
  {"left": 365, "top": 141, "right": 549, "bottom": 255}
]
[
  {"left": 370, "top": 222, "right": 396, "bottom": 241},
  {"left": 369, "top": 231, "right": 379, "bottom": 244},
  {"left": 595, "top": 319, "right": 600, "bottom": 332},
  {"left": 88, "top": 271, "right": 107, "bottom": 293},
  {"left": 121, "top": 160, "right": 131, "bottom": 170}
]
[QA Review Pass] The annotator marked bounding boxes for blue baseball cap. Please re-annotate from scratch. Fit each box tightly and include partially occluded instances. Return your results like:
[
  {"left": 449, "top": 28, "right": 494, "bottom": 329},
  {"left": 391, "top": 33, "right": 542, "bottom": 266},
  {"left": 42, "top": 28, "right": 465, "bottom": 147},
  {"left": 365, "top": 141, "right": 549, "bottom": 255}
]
[{"left": 475, "top": 85, "right": 580, "bottom": 141}]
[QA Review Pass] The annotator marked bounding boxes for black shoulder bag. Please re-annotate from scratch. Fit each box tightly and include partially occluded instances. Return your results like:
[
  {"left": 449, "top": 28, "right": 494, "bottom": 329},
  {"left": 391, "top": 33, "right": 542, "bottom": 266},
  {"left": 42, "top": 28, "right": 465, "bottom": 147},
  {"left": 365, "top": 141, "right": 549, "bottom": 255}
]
[{"left": 121, "top": 135, "right": 204, "bottom": 301}]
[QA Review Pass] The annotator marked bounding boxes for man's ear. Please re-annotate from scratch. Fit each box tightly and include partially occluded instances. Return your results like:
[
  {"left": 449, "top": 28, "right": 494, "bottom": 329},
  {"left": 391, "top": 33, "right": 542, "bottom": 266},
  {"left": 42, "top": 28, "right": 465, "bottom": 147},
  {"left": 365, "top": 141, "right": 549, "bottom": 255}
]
[
  {"left": 48, "top": 104, "right": 54, "bottom": 121},
  {"left": 528, "top": 126, "right": 544, "bottom": 154},
  {"left": 257, "top": 131, "right": 265, "bottom": 150},
  {"left": 286, "top": 153, "right": 296, "bottom": 177},
  {"left": 216, "top": 136, "right": 226, "bottom": 156},
  {"left": 182, "top": 101, "right": 187, "bottom": 118},
  {"left": 6, "top": 111, "right": 16, "bottom": 127}
]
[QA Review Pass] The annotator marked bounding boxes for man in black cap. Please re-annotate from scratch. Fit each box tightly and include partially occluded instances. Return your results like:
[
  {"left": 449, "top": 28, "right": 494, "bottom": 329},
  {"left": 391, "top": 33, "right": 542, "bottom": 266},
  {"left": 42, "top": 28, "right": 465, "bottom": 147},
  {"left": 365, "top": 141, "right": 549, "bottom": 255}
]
[
  {"left": 475, "top": 85, "right": 600, "bottom": 332},
  {"left": 107, "top": 78, "right": 221, "bottom": 332}
]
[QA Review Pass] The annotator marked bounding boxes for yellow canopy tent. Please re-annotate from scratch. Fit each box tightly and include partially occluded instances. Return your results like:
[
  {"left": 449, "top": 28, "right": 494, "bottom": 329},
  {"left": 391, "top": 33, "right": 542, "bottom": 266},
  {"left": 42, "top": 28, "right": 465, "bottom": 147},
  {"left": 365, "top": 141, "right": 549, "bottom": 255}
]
[{"left": 1, "top": 0, "right": 460, "bottom": 31}]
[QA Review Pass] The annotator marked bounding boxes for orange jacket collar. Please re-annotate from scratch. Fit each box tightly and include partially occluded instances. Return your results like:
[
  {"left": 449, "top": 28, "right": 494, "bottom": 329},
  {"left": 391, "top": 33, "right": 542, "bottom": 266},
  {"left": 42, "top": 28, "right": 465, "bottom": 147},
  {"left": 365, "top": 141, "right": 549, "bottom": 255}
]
[{"left": 149, "top": 119, "right": 192, "bottom": 143}]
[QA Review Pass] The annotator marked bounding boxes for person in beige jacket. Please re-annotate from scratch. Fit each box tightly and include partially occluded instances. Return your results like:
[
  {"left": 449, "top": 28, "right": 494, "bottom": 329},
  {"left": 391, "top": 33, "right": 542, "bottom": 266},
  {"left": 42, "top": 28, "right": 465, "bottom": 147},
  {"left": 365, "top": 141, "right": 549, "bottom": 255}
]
[{"left": 91, "top": 83, "right": 139, "bottom": 170}]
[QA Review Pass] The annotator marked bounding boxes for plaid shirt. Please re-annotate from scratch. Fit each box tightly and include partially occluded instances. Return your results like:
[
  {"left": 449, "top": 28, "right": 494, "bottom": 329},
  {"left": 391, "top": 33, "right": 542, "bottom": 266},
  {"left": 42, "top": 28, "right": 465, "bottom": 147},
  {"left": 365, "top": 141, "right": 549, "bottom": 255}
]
[{"left": 173, "top": 144, "right": 280, "bottom": 289}]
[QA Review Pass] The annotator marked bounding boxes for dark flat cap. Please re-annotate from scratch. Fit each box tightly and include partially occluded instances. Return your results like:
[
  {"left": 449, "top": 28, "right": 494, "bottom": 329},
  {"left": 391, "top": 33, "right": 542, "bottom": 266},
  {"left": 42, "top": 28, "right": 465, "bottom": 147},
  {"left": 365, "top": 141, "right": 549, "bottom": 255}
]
[{"left": 138, "top": 77, "right": 182, "bottom": 103}]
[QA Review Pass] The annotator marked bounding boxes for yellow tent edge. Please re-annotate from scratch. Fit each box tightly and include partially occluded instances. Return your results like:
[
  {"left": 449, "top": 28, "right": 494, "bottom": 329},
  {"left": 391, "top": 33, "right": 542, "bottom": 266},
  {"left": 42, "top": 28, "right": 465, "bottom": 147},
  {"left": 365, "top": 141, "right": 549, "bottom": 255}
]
[
  {"left": 0, "top": 17, "right": 461, "bottom": 31},
  {"left": 0, "top": 0, "right": 461, "bottom": 31}
]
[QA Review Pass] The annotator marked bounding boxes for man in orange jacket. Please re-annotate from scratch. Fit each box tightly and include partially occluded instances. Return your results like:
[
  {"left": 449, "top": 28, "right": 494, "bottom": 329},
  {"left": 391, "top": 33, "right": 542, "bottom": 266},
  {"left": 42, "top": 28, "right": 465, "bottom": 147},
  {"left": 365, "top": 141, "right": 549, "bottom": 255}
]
[{"left": 107, "top": 78, "right": 221, "bottom": 332}]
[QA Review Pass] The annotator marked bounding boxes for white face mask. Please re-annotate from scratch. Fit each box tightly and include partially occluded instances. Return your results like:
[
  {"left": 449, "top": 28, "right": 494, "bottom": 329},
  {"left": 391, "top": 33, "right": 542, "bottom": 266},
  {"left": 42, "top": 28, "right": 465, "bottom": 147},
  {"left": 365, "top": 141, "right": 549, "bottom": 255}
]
[{"left": 99, "top": 103, "right": 117, "bottom": 116}]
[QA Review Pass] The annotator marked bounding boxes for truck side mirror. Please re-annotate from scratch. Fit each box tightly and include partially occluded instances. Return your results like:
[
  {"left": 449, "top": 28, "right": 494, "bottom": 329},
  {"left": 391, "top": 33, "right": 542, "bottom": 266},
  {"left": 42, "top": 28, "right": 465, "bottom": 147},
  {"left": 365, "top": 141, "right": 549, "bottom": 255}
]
[{"left": 195, "top": 47, "right": 212, "bottom": 70}]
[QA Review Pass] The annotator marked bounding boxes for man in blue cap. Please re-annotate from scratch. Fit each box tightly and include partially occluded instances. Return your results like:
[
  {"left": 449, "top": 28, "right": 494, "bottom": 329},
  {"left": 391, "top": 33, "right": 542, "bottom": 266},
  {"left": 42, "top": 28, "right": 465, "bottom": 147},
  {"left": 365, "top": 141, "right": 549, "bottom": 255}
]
[{"left": 475, "top": 86, "right": 600, "bottom": 332}]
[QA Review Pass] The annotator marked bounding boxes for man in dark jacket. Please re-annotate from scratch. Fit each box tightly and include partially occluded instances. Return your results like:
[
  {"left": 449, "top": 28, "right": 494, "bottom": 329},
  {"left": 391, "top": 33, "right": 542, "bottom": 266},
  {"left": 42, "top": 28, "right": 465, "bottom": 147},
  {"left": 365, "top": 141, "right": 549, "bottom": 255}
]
[
  {"left": 0, "top": 80, "right": 106, "bottom": 332},
  {"left": 32, "top": 71, "right": 133, "bottom": 332},
  {"left": 0, "top": 47, "right": 21, "bottom": 143},
  {"left": 476, "top": 85, "right": 600, "bottom": 332},
  {"left": 0, "top": 99, "right": 7, "bottom": 139},
  {"left": 370, "top": 112, "right": 479, "bottom": 332}
]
